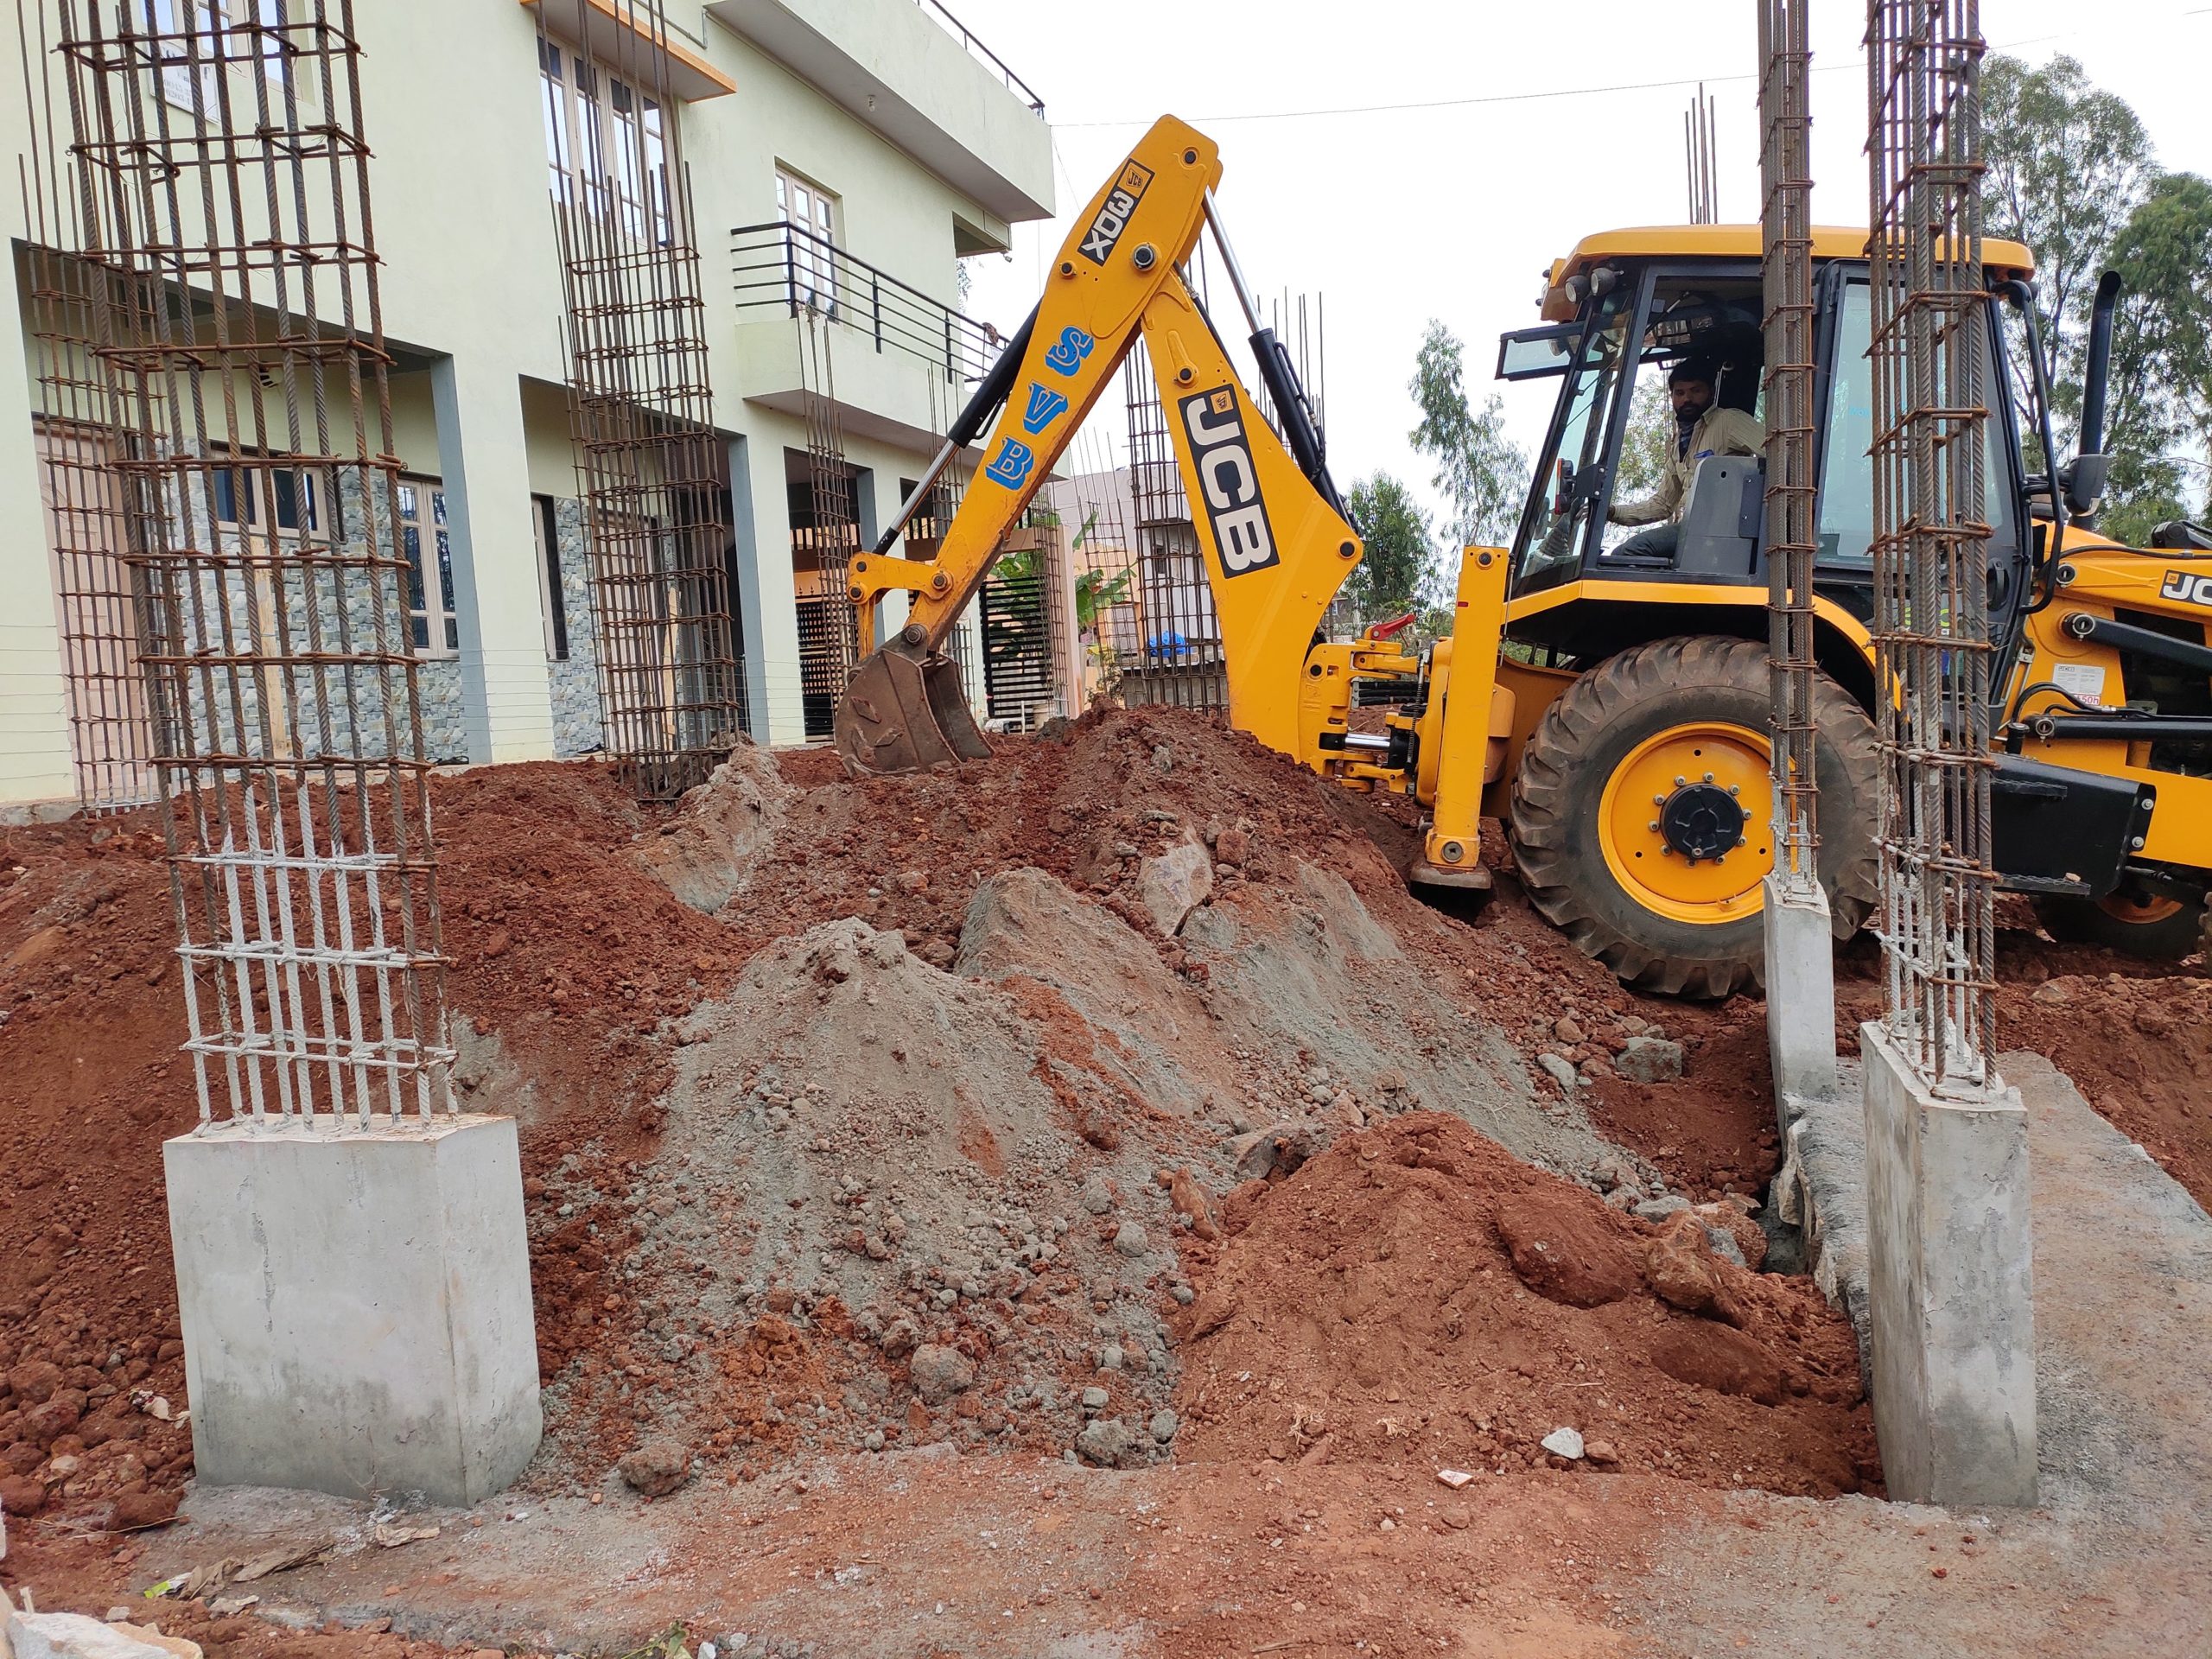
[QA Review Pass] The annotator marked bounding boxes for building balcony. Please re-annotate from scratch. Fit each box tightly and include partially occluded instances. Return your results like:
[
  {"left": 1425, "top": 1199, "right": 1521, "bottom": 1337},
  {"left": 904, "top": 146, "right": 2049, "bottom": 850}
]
[
  {"left": 703, "top": 0, "right": 1052, "bottom": 238},
  {"left": 730, "top": 219, "right": 1009, "bottom": 452}
]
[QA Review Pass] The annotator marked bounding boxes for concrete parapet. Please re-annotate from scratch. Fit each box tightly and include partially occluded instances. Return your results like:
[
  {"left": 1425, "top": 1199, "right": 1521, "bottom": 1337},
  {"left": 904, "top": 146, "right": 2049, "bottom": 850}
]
[
  {"left": 1762, "top": 876, "right": 1837, "bottom": 1108},
  {"left": 162, "top": 1114, "right": 540, "bottom": 1506},
  {"left": 1859, "top": 1020, "right": 2037, "bottom": 1506}
]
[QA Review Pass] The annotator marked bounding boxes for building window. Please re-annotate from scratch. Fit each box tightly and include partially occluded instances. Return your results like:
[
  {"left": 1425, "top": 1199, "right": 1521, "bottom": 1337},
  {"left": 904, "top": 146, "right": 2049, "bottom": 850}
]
[
  {"left": 775, "top": 168, "right": 839, "bottom": 313},
  {"left": 209, "top": 452, "right": 319, "bottom": 536},
  {"left": 397, "top": 477, "right": 458, "bottom": 656},
  {"left": 539, "top": 37, "right": 671, "bottom": 244},
  {"left": 533, "top": 493, "right": 570, "bottom": 660},
  {"left": 152, "top": 0, "right": 287, "bottom": 115}
]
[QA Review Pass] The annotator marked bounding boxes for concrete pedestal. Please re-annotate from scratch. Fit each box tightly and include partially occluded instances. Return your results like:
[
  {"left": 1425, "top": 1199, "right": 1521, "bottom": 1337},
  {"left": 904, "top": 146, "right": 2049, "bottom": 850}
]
[
  {"left": 163, "top": 1114, "right": 541, "bottom": 1505},
  {"left": 1763, "top": 876, "right": 1838, "bottom": 1107},
  {"left": 1859, "top": 1021, "right": 2037, "bottom": 1505}
]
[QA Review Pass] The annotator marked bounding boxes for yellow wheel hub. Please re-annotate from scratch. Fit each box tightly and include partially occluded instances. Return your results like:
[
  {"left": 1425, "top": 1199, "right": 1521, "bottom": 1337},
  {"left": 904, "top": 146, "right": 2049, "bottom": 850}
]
[
  {"left": 1596, "top": 721, "right": 1775, "bottom": 925},
  {"left": 2100, "top": 891, "right": 2183, "bottom": 926}
]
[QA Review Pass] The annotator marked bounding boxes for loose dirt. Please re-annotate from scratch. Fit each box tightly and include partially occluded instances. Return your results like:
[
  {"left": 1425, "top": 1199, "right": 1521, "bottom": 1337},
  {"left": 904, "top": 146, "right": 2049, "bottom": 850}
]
[{"left": 5, "top": 705, "right": 2209, "bottom": 1626}]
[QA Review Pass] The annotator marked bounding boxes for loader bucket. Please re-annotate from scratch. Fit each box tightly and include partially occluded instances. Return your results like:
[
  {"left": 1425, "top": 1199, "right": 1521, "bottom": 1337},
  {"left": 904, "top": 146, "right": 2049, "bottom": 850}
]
[{"left": 834, "top": 645, "right": 992, "bottom": 774}]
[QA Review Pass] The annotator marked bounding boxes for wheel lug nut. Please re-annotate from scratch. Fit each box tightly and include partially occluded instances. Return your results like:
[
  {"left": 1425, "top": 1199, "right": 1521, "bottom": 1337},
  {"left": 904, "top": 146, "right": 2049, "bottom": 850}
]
[
  {"left": 1674, "top": 776, "right": 1687, "bottom": 786},
  {"left": 1703, "top": 771, "right": 1714, "bottom": 783},
  {"left": 1648, "top": 820, "right": 1660, "bottom": 832},
  {"left": 1728, "top": 785, "right": 1739, "bottom": 796}
]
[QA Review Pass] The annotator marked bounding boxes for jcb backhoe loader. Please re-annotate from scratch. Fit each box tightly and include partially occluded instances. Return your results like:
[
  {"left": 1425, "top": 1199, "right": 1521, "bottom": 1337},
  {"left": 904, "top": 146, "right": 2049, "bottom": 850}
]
[{"left": 836, "top": 115, "right": 2212, "bottom": 996}]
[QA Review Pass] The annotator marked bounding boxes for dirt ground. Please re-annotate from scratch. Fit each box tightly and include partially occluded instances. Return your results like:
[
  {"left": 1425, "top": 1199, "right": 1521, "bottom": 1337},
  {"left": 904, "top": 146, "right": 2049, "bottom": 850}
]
[{"left": 4, "top": 707, "right": 2209, "bottom": 1656}]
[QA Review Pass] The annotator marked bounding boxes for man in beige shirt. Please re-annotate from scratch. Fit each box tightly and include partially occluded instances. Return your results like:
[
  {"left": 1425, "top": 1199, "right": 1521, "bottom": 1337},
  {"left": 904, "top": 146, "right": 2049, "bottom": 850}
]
[{"left": 1609, "top": 357, "right": 1764, "bottom": 558}]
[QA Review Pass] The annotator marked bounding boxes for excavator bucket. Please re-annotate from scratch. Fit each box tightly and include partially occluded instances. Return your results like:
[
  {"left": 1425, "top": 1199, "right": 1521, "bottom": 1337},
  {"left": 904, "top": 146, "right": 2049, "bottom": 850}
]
[{"left": 834, "top": 644, "right": 992, "bottom": 774}]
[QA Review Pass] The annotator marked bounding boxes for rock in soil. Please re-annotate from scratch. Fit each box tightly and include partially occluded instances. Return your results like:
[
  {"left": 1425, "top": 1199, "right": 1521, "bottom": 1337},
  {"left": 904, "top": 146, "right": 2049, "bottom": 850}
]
[{"left": 616, "top": 1439, "right": 692, "bottom": 1497}]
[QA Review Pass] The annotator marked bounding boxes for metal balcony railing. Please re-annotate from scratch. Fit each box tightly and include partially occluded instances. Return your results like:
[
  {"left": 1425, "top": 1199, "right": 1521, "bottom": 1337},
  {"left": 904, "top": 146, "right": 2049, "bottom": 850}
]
[
  {"left": 732, "top": 219, "right": 1007, "bottom": 384},
  {"left": 916, "top": 0, "right": 1045, "bottom": 115}
]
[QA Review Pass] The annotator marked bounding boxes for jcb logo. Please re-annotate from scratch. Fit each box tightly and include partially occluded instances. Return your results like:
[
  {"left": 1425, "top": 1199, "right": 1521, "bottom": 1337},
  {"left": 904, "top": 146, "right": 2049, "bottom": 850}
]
[
  {"left": 1179, "top": 384, "right": 1278, "bottom": 577},
  {"left": 1077, "top": 159, "right": 1154, "bottom": 265},
  {"left": 2160, "top": 569, "right": 2212, "bottom": 608}
]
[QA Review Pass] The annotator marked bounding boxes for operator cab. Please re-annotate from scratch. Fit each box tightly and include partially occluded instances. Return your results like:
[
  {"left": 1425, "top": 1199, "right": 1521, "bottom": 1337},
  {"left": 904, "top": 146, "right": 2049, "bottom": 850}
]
[{"left": 1496, "top": 226, "right": 2041, "bottom": 689}]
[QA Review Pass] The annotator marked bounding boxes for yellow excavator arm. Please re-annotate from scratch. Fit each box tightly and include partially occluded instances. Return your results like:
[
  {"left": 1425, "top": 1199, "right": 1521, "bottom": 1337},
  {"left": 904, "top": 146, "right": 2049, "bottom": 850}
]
[
  {"left": 832, "top": 115, "right": 1506, "bottom": 892},
  {"left": 835, "top": 115, "right": 1363, "bottom": 771}
]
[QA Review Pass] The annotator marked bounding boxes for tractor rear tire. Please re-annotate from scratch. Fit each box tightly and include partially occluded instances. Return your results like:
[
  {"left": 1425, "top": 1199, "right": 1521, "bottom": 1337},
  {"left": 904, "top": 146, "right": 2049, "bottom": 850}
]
[
  {"left": 2033, "top": 891, "right": 2205, "bottom": 961},
  {"left": 1509, "top": 636, "right": 1880, "bottom": 998}
]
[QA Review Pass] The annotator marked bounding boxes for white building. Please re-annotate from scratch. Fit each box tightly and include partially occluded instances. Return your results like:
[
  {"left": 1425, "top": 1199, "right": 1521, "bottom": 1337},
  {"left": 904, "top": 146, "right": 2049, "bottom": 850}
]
[{"left": 0, "top": 0, "right": 1054, "bottom": 805}]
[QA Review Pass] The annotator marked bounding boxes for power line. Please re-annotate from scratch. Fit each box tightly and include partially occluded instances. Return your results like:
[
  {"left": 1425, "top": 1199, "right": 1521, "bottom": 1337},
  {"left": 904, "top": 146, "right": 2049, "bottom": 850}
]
[{"left": 1056, "top": 29, "right": 2088, "bottom": 130}]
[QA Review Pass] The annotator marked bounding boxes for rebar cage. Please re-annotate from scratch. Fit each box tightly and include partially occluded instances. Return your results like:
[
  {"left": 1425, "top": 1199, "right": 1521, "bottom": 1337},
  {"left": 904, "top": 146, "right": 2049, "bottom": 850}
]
[
  {"left": 1865, "top": 0, "right": 2000, "bottom": 1090},
  {"left": 46, "top": 0, "right": 455, "bottom": 1127},
  {"left": 543, "top": 0, "right": 746, "bottom": 798},
  {"left": 1760, "top": 0, "right": 1819, "bottom": 895}
]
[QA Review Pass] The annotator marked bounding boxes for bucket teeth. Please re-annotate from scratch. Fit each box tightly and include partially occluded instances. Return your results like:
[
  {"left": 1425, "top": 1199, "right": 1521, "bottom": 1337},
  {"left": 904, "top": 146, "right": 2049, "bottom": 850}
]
[{"left": 834, "top": 648, "right": 991, "bottom": 774}]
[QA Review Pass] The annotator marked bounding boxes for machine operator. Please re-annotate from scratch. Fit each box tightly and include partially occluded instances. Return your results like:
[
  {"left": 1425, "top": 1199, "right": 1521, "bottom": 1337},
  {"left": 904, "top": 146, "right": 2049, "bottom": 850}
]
[{"left": 1607, "top": 356, "right": 1764, "bottom": 559}]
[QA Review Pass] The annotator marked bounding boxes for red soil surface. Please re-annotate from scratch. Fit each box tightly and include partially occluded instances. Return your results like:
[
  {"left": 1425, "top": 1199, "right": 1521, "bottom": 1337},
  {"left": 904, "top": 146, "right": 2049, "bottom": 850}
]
[
  {"left": 3, "top": 706, "right": 2206, "bottom": 1552},
  {"left": 1173, "top": 1113, "right": 1878, "bottom": 1498}
]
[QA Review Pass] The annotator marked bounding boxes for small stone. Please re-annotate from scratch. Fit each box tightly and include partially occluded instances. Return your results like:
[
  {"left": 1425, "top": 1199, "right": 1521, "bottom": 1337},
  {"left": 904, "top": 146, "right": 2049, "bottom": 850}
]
[
  {"left": 1536, "top": 1052, "right": 1580, "bottom": 1092},
  {"left": 1435, "top": 1468, "right": 1474, "bottom": 1490},
  {"left": 1602, "top": 1185, "right": 1643, "bottom": 1212},
  {"left": 1213, "top": 827, "right": 1249, "bottom": 867},
  {"left": 1149, "top": 1410, "right": 1179, "bottom": 1444},
  {"left": 1170, "top": 1284, "right": 1196, "bottom": 1306},
  {"left": 1079, "top": 1176, "right": 1115, "bottom": 1216},
  {"left": 1099, "top": 1344, "right": 1124, "bottom": 1372},
  {"left": 1081, "top": 1386, "right": 1110, "bottom": 1411},
  {"left": 908, "top": 1344, "right": 976, "bottom": 1405},
  {"left": 616, "top": 1438, "right": 691, "bottom": 1497},
  {"left": 1074, "top": 1417, "right": 1137, "bottom": 1468},
  {"left": 1588, "top": 1153, "right": 1638, "bottom": 1192},
  {"left": 1703, "top": 1226, "right": 1748, "bottom": 1269},
  {"left": 110, "top": 1491, "right": 180, "bottom": 1530},
  {"left": 1582, "top": 1438, "right": 1619, "bottom": 1465},
  {"left": 1440, "top": 1503, "right": 1472, "bottom": 1529},
  {"left": 1553, "top": 1014, "right": 1586, "bottom": 1045},
  {"left": 1634, "top": 1195, "right": 1690, "bottom": 1222},
  {"left": 1615, "top": 1036, "right": 1685, "bottom": 1084},
  {"left": 1540, "top": 1427, "right": 1585, "bottom": 1460},
  {"left": 1111, "top": 1220, "right": 1149, "bottom": 1259},
  {"left": 1135, "top": 842, "right": 1214, "bottom": 937},
  {"left": 1152, "top": 744, "right": 1174, "bottom": 773},
  {"left": 2031, "top": 980, "right": 2070, "bottom": 1005}
]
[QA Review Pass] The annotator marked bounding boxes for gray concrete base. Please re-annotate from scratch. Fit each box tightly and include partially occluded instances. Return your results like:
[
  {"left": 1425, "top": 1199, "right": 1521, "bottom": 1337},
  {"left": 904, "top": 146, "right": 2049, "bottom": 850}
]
[
  {"left": 1859, "top": 1021, "right": 2037, "bottom": 1506},
  {"left": 163, "top": 1114, "right": 542, "bottom": 1505},
  {"left": 1762, "top": 876, "right": 1837, "bottom": 1108}
]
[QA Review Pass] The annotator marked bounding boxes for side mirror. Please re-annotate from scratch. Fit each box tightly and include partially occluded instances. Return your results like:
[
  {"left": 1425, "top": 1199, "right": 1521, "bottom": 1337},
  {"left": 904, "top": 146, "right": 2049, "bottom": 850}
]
[{"left": 2062, "top": 452, "right": 2113, "bottom": 517}]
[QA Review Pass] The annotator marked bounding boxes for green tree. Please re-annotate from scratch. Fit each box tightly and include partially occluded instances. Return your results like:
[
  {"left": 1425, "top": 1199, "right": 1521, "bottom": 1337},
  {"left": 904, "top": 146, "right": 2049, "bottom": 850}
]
[
  {"left": 1340, "top": 473, "right": 1431, "bottom": 624},
  {"left": 1408, "top": 319, "right": 1529, "bottom": 607},
  {"left": 1982, "top": 54, "right": 2209, "bottom": 532},
  {"left": 2101, "top": 171, "right": 2212, "bottom": 541},
  {"left": 1983, "top": 54, "right": 2156, "bottom": 392},
  {"left": 1613, "top": 378, "right": 1674, "bottom": 505}
]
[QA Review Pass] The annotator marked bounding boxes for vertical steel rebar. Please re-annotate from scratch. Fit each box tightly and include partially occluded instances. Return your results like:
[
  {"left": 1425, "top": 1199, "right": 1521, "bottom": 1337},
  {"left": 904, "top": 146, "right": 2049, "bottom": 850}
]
[
  {"left": 543, "top": 0, "right": 745, "bottom": 799},
  {"left": 1760, "top": 0, "right": 1819, "bottom": 898},
  {"left": 49, "top": 0, "right": 454, "bottom": 1128},
  {"left": 794, "top": 306, "right": 861, "bottom": 741},
  {"left": 1865, "top": 0, "right": 1999, "bottom": 1090}
]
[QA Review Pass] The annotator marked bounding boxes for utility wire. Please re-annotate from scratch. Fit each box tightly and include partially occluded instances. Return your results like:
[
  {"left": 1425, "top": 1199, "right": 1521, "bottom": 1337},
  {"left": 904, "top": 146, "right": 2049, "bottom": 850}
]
[{"left": 1055, "top": 29, "right": 2093, "bottom": 129}]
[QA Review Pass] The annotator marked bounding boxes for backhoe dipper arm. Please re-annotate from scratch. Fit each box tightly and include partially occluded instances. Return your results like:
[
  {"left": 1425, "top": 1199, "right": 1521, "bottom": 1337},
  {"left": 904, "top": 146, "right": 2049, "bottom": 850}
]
[{"left": 836, "top": 115, "right": 1363, "bottom": 773}]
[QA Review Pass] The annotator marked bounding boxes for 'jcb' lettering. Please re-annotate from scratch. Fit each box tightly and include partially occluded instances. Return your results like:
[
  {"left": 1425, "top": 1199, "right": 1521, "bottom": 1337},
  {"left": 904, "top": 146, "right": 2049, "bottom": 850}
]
[
  {"left": 1076, "top": 159, "right": 1154, "bottom": 265},
  {"left": 2160, "top": 569, "right": 2212, "bottom": 608},
  {"left": 1177, "top": 384, "right": 1278, "bottom": 577}
]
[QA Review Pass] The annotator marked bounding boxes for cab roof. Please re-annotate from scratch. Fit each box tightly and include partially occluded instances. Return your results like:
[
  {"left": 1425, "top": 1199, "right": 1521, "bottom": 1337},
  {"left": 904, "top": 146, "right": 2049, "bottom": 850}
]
[{"left": 1539, "top": 223, "right": 2037, "bottom": 319}]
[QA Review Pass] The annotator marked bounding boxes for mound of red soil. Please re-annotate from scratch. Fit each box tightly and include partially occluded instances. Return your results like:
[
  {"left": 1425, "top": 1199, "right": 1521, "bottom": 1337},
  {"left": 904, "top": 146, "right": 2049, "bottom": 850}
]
[{"left": 1170, "top": 1113, "right": 1879, "bottom": 1498}]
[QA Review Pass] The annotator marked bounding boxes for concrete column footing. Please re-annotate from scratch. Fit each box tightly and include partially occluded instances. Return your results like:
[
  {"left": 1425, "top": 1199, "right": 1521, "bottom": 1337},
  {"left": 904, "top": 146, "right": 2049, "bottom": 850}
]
[
  {"left": 1763, "top": 876, "right": 1837, "bottom": 1108},
  {"left": 163, "top": 1113, "right": 542, "bottom": 1506},
  {"left": 1859, "top": 1020, "right": 2037, "bottom": 1506}
]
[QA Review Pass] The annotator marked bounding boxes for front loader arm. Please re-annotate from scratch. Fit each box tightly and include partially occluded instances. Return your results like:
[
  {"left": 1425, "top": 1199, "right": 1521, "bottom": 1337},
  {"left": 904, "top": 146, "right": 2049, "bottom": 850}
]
[{"left": 836, "top": 114, "right": 1365, "bottom": 774}]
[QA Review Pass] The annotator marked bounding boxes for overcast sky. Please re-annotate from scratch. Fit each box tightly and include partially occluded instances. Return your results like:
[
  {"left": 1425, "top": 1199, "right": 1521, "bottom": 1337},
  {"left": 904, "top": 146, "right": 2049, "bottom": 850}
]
[{"left": 949, "top": 0, "right": 2212, "bottom": 534}]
